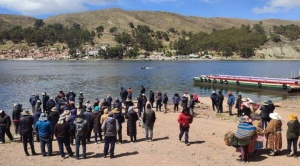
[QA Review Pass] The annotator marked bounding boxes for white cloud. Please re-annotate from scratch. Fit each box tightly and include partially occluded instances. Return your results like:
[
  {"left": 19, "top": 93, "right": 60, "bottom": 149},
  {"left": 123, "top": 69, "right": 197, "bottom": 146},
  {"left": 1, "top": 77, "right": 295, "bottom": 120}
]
[
  {"left": 0, "top": 0, "right": 118, "bottom": 16},
  {"left": 252, "top": 0, "right": 300, "bottom": 14}
]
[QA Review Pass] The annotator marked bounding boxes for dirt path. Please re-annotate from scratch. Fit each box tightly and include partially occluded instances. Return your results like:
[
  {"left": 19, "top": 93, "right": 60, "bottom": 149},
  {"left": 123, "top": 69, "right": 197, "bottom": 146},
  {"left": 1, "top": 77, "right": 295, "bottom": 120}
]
[{"left": 1, "top": 97, "right": 300, "bottom": 166}]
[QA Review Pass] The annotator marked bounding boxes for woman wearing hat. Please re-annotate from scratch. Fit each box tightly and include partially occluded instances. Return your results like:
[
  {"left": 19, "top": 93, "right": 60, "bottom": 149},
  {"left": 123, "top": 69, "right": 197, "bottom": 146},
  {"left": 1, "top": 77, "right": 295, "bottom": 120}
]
[
  {"left": 250, "top": 113, "right": 264, "bottom": 153},
  {"left": 286, "top": 114, "right": 300, "bottom": 157},
  {"left": 265, "top": 112, "right": 282, "bottom": 156},
  {"left": 260, "top": 101, "right": 270, "bottom": 130}
]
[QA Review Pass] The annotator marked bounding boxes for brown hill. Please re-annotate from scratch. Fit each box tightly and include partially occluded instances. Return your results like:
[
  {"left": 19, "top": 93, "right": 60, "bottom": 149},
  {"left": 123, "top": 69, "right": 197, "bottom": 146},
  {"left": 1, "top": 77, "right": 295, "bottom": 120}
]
[
  {"left": 0, "top": 14, "right": 36, "bottom": 32},
  {"left": 44, "top": 8, "right": 300, "bottom": 33}
]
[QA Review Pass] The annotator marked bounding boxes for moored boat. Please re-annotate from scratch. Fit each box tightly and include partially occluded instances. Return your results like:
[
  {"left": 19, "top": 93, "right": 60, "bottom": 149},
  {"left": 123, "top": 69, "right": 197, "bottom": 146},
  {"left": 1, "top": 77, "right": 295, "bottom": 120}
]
[{"left": 193, "top": 74, "right": 300, "bottom": 92}]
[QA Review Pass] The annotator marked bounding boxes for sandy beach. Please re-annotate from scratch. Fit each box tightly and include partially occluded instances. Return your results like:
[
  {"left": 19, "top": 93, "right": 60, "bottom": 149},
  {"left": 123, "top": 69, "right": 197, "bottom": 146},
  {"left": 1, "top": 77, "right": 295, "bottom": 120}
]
[{"left": 1, "top": 96, "right": 300, "bottom": 166}]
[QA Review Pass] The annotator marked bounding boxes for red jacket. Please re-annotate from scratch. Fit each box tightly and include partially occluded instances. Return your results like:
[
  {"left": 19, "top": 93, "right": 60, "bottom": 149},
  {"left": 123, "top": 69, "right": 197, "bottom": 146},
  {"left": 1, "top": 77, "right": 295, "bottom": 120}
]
[{"left": 177, "top": 113, "right": 193, "bottom": 127}]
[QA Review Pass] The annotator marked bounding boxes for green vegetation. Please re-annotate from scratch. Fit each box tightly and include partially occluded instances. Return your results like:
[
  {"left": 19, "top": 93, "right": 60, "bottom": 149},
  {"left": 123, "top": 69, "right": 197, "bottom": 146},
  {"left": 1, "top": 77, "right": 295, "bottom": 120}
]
[{"left": 1, "top": 13, "right": 300, "bottom": 60}]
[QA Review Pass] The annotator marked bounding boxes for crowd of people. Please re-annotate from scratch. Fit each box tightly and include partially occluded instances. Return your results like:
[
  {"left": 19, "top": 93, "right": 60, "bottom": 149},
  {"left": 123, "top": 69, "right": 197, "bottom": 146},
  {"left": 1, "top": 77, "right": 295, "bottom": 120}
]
[
  {"left": 0, "top": 86, "right": 198, "bottom": 159},
  {"left": 222, "top": 91, "right": 300, "bottom": 163}
]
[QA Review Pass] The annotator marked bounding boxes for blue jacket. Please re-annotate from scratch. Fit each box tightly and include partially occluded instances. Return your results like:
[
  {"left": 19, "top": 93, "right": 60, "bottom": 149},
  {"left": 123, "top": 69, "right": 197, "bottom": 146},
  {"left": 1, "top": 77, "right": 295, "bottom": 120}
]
[
  {"left": 35, "top": 120, "right": 53, "bottom": 137},
  {"left": 33, "top": 111, "right": 41, "bottom": 125},
  {"left": 227, "top": 95, "right": 235, "bottom": 105},
  {"left": 67, "top": 109, "right": 77, "bottom": 131},
  {"left": 189, "top": 98, "right": 195, "bottom": 108},
  {"left": 173, "top": 96, "right": 181, "bottom": 104}
]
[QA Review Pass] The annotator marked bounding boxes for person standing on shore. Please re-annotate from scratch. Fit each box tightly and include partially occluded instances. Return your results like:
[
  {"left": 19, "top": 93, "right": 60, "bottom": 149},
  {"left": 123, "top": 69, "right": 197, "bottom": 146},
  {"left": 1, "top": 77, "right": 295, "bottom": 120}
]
[
  {"left": 112, "top": 108, "right": 125, "bottom": 144},
  {"left": 83, "top": 107, "right": 93, "bottom": 142},
  {"left": 46, "top": 98, "right": 55, "bottom": 115},
  {"left": 113, "top": 98, "right": 122, "bottom": 113},
  {"left": 0, "top": 110, "right": 13, "bottom": 143},
  {"left": 177, "top": 107, "right": 193, "bottom": 146},
  {"left": 235, "top": 95, "right": 242, "bottom": 117},
  {"left": 260, "top": 101, "right": 270, "bottom": 130},
  {"left": 20, "top": 110, "right": 37, "bottom": 156},
  {"left": 141, "top": 85, "right": 146, "bottom": 95},
  {"left": 227, "top": 92, "right": 235, "bottom": 116},
  {"left": 210, "top": 91, "right": 218, "bottom": 111},
  {"left": 92, "top": 106, "right": 102, "bottom": 144},
  {"left": 107, "top": 95, "right": 113, "bottom": 111},
  {"left": 265, "top": 112, "right": 282, "bottom": 156},
  {"left": 12, "top": 103, "right": 22, "bottom": 136},
  {"left": 149, "top": 90, "right": 155, "bottom": 108},
  {"left": 217, "top": 91, "right": 224, "bottom": 113},
  {"left": 78, "top": 92, "right": 84, "bottom": 109},
  {"left": 120, "top": 87, "right": 128, "bottom": 104},
  {"left": 172, "top": 93, "right": 181, "bottom": 113},
  {"left": 143, "top": 104, "right": 156, "bottom": 141},
  {"left": 127, "top": 88, "right": 132, "bottom": 100},
  {"left": 35, "top": 113, "right": 53, "bottom": 157},
  {"left": 33, "top": 108, "right": 41, "bottom": 142},
  {"left": 94, "top": 98, "right": 100, "bottom": 109},
  {"left": 125, "top": 106, "right": 139, "bottom": 142},
  {"left": 73, "top": 113, "right": 88, "bottom": 160},
  {"left": 29, "top": 93, "right": 37, "bottom": 113},
  {"left": 53, "top": 114, "right": 74, "bottom": 159},
  {"left": 137, "top": 94, "right": 143, "bottom": 117},
  {"left": 67, "top": 109, "right": 77, "bottom": 145},
  {"left": 102, "top": 112, "right": 119, "bottom": 158},
  {"left": 156, "top": 91, "right": 163, "bottom": 112},
  {"left": 286, "top": 114, "right": 299, "bottom": 158},
  {"left": 124, "top": 98, "right": 134, "bottom": 115},
  {"left": 163, "top": 93, "right": 169, "bottom": 114},
  {"left": 189, "top": 95, "right": 195, "bottom": 117},
  {"left": 48, "top": 107, "right": 60, "bottom": 138},
  {"left": 181, "top": 93, "right": 188, "bottom": 109},
  {"left": 42, "top": 92, "right": 50, "bottom": 113}
]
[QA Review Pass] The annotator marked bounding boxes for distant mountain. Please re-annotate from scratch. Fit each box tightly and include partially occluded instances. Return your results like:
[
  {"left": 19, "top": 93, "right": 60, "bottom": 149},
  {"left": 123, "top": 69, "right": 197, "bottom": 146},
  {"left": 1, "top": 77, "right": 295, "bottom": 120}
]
[
  {"left": 44, "top": 8, "right": 300, "bottom": 33},
  {"left": 0, "top": 14, "right": 36, "bottom": 32}
]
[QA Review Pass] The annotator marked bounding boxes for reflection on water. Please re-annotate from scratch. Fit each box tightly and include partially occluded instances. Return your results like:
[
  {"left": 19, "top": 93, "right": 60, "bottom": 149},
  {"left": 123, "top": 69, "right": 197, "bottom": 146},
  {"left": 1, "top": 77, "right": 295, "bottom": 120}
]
[{"left": 0, "top": 60, "right": 300, "bottom": 114}]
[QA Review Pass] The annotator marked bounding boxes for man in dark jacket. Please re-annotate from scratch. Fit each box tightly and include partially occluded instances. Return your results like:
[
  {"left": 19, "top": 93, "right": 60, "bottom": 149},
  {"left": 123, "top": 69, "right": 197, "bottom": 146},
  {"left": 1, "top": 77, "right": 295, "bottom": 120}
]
[
  {"left": 34, "top": 113, "right": 53, "bottom": 156},
  {"left": 48, "top": 108, "right": 60, "bottom": 138},
  {"left": 235, "top": 95, "right": 242, "bottom": 117},
  {"left": 46, "top": 98, "right": 55, "bottom": 115},
  {"left": 149, "top": 90, "right": 155, "bottom": 108},
  {"left": 113, "top": 98, "right": 122, "bottom": 113},
  {"left": 0, "top": 110, "right": 13, "bottom": 143},
  {"left": 156, "top": 92, "right": 163, "bottom": 112},
  {"left": 33, "top": 109, "right": 42, "bottom": 142},
  {"left": 173, "top": 93, "right": 181, "bottom": 112},
  {"left": 210, "top": 91, "right": 218, "bottom": 111},
  {"left": 124, "top": 98, "right": 134, "bottom": 115},
  {"left": 189, "top": 95, "right": 195, "bottom": 117},
  {"left": 102, "top": 112, "right": 119, "bottom": 158},
  {"left": 74, "top": 113, "right": 88, "bottom": 160},
  {"left": 112, "top": 108, "right": 125, "bottom": 144},
  {"left": 260, "top": 101, "right": 270, "bottom": 130},
  {"left": 140, "top": 85, "right": 146, "bottom": 95},
  {"left": 12, "top": 103, "right": 22, "bottom": 135},
  {"left": 42, "top": 92, "right": 50, "bottom": 113},
  {"left": 227, "top": 92, "right": 235, "bottom": 116},
  {"left": 20, "top": 110, "right": 37, "bottom": 156},
  {"left": 54, "top": 114, "right": 73, "bottom": 159},
  {"left": 67, "top": 109, "right": 77, "bottom": 145},
  {"left": 120, "top": 87, "right": 128, "bottom": 104},
  {"left": 137, "top": 94, "right": 144, "bottom": 117},
  {"left": 216, "top": 91, "right": 224, "bottom": 113},
  {"left": 163, "top": 93, "right": 168, "bottom": 113},
  {"left": 142, "top": 104, "right": 156, "bottom": 141},
  {"left": 66, "top": 91, "right": 76, "bottom": 103},
  {"left": 268, "top": 100, "right": 275, "bottom": 114},
  {"left": 107, "top": 95, "right": 113, "bottom": 111},
  {"left": 78, "top": 92, "right": 84, "bottom": 109},
  {"left": 29, "top": 93, "right": 37, "bottom": 113},
  {"left": 83, "top": 108, "right": 93, "bottom": 142}
]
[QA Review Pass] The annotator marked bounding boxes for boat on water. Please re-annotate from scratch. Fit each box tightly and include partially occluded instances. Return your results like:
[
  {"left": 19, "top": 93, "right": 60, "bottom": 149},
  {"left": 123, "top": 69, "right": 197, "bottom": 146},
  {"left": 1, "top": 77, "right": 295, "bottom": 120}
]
[
  {"left": 193, "top": 74, "right": 300, "bottom": 92},
  {"left": 141, "top": 66, "right": 153, "bottom": 69}
]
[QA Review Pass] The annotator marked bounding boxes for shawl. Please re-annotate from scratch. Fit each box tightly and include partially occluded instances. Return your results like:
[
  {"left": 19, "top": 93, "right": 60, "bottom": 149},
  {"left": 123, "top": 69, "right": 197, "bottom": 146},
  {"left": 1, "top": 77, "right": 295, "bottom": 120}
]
[
  {"left": 235, "top": 123, "right": 256, "bottom": 139},
  {"left": 265, "top": 119, "right": 282, "bottom": 135}
]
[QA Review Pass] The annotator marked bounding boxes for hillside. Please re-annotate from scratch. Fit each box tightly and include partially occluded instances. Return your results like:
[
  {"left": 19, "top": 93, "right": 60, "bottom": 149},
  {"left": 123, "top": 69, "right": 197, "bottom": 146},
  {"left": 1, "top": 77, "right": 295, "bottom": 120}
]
[
  {"left": 0, "top": 14, "right": 36, "bottom": 32},
  {"left": 44, "top": 8, "right": 300, "bottom": 33}
]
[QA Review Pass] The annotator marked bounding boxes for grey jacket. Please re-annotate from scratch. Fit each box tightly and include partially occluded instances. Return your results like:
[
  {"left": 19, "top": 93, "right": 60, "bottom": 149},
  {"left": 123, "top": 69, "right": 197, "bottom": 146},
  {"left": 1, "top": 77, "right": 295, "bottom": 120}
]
[{"left": 101, "top": 117, "right": 119, "bottom": 137}]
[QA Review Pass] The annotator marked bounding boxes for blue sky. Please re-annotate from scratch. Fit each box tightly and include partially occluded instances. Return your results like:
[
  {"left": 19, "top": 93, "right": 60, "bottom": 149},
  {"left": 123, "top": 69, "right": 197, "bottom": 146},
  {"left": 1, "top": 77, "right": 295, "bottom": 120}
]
[{"left": 0, "top": 0, "right": 300, "bottom": 20}]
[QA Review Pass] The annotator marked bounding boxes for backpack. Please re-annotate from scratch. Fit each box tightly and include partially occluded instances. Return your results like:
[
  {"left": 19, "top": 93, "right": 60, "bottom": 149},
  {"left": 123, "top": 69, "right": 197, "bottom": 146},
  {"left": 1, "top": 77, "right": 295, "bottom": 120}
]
[{"left": 75, "top": 122, "right": 86, "bottom": 137}]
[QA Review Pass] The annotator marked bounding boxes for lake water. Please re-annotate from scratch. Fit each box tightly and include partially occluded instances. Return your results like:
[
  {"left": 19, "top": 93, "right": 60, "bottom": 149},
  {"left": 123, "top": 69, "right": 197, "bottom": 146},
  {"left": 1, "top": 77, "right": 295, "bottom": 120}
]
[{"left": 1, "top": 60, "right": 300, "bottom": 114}]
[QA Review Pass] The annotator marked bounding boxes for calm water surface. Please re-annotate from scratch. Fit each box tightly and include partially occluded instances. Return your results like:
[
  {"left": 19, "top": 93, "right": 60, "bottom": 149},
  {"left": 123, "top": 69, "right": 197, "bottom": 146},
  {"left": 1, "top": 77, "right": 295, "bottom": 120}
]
[{"left": 0, "top": 60, "right": 300, "bottom": 114}]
